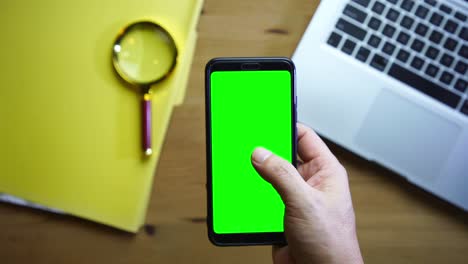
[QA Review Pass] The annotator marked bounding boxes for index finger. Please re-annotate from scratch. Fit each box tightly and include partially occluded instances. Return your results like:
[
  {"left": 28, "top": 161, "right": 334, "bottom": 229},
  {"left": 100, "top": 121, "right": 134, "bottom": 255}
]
[{"left": 296, "top": 123, "right": 335, "bottom": 163}]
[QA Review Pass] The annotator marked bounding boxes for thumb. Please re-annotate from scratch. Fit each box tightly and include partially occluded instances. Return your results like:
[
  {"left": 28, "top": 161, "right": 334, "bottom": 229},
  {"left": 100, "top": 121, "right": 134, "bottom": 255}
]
[{"left": 251, "top": 147, "right": 307, "bottom": 204}]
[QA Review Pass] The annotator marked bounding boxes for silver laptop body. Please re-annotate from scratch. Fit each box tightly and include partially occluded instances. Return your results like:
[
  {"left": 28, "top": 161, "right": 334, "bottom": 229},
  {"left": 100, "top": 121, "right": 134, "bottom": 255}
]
[{"left": 293, "top": 0, "right": 468, "bottom": 210}]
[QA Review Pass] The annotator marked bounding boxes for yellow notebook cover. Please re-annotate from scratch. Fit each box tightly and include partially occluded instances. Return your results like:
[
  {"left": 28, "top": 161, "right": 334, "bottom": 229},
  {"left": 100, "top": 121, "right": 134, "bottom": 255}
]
[{"left": 0, "top": 0, "right": 202, "bottom": 232}]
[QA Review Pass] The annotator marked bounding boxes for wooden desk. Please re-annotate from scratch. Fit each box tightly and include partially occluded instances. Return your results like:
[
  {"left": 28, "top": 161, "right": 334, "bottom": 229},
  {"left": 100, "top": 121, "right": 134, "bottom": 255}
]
[{"left": 1, "top": 0, "right": 467, "bottom": 263}]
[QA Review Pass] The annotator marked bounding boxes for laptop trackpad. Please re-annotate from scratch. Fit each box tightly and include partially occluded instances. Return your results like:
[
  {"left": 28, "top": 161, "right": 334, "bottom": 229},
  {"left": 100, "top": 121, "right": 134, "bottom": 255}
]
[{"left": 355, "top": 89, "right": 461, "bottom": 182}]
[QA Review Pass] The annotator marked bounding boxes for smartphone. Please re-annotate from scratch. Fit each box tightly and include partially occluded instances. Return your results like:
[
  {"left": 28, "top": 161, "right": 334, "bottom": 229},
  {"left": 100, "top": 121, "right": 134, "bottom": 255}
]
[{"left": 205, "top": 57, "right": 297, "bottom": 246}]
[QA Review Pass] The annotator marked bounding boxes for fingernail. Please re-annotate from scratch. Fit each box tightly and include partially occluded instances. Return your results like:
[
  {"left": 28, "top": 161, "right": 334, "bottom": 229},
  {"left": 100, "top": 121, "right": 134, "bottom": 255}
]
[{"left": 252, "top": 147, "right": 272, "bottom": 164}]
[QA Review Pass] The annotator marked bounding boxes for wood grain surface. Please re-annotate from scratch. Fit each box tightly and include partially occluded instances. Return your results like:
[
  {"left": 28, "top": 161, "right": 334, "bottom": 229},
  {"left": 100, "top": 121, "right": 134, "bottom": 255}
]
[{"left": 1, "top": 0, "right": 467, "bottom": 263}]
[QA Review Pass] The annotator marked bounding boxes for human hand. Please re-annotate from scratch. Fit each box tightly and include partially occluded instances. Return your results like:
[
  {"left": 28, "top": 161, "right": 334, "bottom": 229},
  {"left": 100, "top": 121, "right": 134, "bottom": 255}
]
[{"left": 251, "top": 123, "right": 363, "bottom": 264}]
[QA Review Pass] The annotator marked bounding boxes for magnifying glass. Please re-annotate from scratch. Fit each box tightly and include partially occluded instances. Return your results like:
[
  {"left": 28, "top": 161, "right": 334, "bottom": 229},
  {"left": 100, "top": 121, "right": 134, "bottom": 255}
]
[{"left": 112, "top": 21, "right": 177, "bottom": 156}]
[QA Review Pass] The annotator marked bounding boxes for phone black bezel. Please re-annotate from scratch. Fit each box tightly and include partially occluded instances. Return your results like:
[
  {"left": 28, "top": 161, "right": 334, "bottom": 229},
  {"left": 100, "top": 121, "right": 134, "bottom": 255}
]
[{"left": 205, "top": 57, "right": 297, "bottom": 246}]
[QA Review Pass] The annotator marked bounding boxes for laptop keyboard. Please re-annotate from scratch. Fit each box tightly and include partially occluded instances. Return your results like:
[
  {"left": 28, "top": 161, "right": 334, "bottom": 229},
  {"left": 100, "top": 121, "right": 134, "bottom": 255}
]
[{"left": 327, "top": 0, "right": 468, "bottom": 116}]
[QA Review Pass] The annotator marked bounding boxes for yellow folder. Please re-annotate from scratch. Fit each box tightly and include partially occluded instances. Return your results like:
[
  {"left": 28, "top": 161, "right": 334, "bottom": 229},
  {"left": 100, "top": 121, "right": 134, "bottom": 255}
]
[{"left": 0, "top": 0, "right": 202, "bottom": 232}]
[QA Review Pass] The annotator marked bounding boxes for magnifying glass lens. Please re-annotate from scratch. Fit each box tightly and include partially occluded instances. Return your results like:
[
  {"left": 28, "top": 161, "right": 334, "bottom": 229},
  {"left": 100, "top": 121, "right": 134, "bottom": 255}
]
[{"left": 114, "top": 23, "right": 177, "bottom": 84}]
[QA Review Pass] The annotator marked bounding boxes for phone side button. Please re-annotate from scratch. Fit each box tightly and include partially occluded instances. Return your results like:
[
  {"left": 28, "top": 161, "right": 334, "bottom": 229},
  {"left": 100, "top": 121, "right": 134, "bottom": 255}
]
[{"left": 295, "top": 96, "right": 298, "bottom": 118}]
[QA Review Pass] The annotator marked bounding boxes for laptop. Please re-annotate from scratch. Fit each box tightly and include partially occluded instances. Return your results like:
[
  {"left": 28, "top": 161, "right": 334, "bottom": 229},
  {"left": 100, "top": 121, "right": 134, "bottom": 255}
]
[{"left": 292, "top": 0, "right": 468, "bottom": 211}]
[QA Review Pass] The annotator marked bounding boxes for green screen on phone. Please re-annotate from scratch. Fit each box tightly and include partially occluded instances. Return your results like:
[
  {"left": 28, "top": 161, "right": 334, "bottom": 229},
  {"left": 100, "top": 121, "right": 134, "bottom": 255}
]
[{"left": 210, "top": 70, "right": 292, "bottom": 234}]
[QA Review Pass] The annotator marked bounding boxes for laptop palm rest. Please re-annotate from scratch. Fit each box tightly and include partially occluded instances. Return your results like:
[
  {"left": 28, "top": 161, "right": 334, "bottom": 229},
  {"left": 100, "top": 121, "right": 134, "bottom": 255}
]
[{"left": 355, "top": 89, "right": 461, "bottom": 183}]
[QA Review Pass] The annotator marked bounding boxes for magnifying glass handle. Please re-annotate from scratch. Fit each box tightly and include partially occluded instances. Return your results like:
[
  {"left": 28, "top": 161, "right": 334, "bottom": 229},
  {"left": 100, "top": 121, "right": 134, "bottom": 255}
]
[{"left": 142, "top": 93, "right": 152, "bottom": 156}]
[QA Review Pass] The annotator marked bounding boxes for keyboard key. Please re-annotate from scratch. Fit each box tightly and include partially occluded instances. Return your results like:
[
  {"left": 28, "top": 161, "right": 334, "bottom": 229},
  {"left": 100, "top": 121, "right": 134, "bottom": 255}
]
[
  {"left": 443, "top": 19, "right": 459, "bottom": 34},
  {"left": 454, "top": 61, "right": 467, "bottom": 75},
  {"left": 401, "top": 16, "right": 414, "bottom": 30},
  {"left": 336, "top": 19, "right": 367, "bottom": 40},
  {"left": 396, "top": 49, "right": 410, "bottom": 62},
  {"left": 370, "top": 54, "right": 388, "bottom": 71},
  {"left": 343, "top": 4, "right": 367, "bottom": 23},
  {"left": 440, "top": 53, "right": 454, "bottom": 67},
  {"left": 455, "top": 12, "right": 467, "bottom": 22},
  {"left": 425, "top": 64, "right": 439, "bottom": 77},
  {"left": 372, "top": 1, "right": 386, "bottom": 15},
  {"left": 460, "top": 27, "right": 468, "bottom": 41},
  {"left": 386, "top": 8, "right": 400, "bottom": 22},
  {"left": 383, "top": 24, "right": 396, "bottom": 38},
  {"left": 411, "top": 38, "right": 425, "bottom": 52},
  {"left": 440, "top": 71, "right": 454, "bottom": 85},
  {"left": 415, "top": 5, "right": 429, "bottom": 19},
  {"left": 356, "top": 46, "right": 371, "bottom": 62},
  {"left": 388, "top": 63, "right": 461, "bottom": 108},
  {"left": 425, "top": 46, "right": 439, "bottom": 60},
  {"left": 342, "top": 39, "right": 357, "bottom": 54},
  {"left": 424, "top": 0, "right": 436, "bottom": 6},
  {"left": 368, "top": 34, "right": 382, "bottom": 48},
  {"left": 429, "top": 12, "right": 443, "bottom": 26},
  {"left": 410, "top": 56, "right": 424, "bottom": 70},
  {"left": 382, "top": 41, "right": 396, "bottom": 55},
  {"left": 368, "top": 17, "right": 382, "bottom": 30},
  {"left": 397, "top": 31, "right": 410, "bottom": 45},
  {"left": 429, "top": 30, "right": 443, "bottom": 44},
  {"left": 327, "top": 32, "right": 343, "bottom": 47},
  {"left": 443, "top": 37, "right": 458, "bottom": 51},
  {"left": 458, "top": 45, "right": 468, "bottom": 59},
  {"left": 352, "top": 0, "right": 371, "bottom": 7},
  {"left": 439, "top": 4, "right": 452, "bottom": 14},
  {"left": 386, "top": 0, "right": 398, "bottom": 4},
  {"left": 401, "top": 0, "right": 414, "bottom": 12},
  {"left": 454, "top": 79, "right": 467, "bottom": 93},
  {"left": 461, "top": 100, "right": 468, "bottom": 116},
  {"left": 415, "top": 23, "right": 429, "bottom": 37}
]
